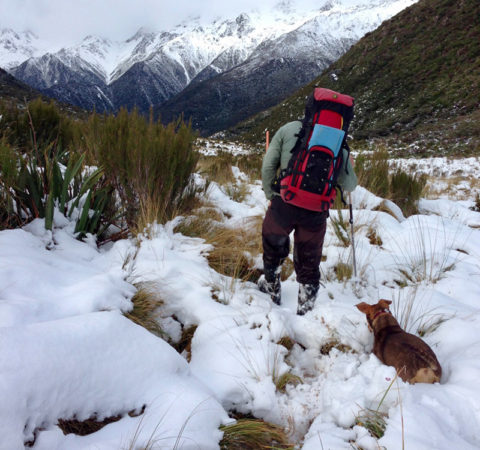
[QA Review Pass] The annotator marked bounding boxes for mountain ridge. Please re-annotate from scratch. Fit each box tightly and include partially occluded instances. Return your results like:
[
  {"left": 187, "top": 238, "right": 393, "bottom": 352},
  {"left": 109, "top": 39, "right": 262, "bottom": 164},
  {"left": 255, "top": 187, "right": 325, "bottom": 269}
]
[
  {"left": 1, "top": 0, "right": 415, "bottom": 133},
  {"left": 231, "top": 0, "right": 480, "bottom": 155}
]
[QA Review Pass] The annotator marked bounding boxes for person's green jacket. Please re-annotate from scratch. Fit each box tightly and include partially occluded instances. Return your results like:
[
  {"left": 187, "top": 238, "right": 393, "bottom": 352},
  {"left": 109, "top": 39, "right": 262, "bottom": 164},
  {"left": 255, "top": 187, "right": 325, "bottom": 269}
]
[{"left": 261, "top": 120, "right": 358, "bottom": 201}]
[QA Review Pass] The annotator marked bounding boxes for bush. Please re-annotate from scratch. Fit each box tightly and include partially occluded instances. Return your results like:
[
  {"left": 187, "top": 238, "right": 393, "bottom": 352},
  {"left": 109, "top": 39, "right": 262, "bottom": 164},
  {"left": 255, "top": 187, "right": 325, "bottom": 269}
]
[
  {"left": 83, "top": 109, "right": 198, "bottom": 229},
  {"left": 0, "top": 98, "right": 77, "bottom": 152}
]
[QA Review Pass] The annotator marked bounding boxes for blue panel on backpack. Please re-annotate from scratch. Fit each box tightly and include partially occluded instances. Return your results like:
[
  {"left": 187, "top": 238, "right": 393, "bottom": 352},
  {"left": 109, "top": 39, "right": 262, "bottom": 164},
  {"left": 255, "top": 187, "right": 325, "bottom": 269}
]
[{"left": 308, "top": 124, "right": 345, "bottom": 157}]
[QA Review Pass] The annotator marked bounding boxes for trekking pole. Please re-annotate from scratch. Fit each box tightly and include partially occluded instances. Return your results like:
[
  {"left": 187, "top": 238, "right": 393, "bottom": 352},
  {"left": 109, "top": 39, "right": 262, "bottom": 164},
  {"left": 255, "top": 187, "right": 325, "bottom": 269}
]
[{"left": 348, "top": 192, "right": 358, "bottom": 279}]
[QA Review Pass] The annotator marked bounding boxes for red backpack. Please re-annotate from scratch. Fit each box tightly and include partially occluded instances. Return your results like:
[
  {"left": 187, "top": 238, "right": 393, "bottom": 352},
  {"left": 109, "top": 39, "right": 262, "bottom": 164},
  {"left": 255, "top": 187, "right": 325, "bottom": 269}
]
[{"left": 279, "top": 87, "right": 354, "bottom": 212}]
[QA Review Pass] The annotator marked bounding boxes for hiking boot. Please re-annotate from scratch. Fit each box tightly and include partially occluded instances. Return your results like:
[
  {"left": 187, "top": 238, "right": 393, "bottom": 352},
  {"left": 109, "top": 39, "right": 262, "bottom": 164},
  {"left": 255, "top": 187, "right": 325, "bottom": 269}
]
[
  {"left": 258, "top": 273, "right": 281, "bottom": 305},
  {"left": 297, "top": 283, "right": 319, "bottom": 315}
]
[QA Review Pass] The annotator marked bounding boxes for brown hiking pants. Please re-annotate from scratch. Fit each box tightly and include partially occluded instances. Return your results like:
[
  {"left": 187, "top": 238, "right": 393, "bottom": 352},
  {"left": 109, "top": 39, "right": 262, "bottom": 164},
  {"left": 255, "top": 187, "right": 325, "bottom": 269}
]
[{"left": 262, "top": 196, "right": 328, "bottom": 286}]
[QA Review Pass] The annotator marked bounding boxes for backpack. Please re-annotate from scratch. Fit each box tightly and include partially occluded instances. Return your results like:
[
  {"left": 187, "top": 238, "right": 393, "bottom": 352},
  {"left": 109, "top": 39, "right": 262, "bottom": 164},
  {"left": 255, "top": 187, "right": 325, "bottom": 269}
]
[{"left": 277, "top": 87, "right": 354, "bottom": 212}]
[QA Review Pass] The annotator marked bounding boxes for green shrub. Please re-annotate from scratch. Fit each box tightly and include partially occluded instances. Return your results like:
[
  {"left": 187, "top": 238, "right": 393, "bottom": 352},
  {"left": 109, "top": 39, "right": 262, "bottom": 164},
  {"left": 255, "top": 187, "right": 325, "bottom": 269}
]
[
  {"left": 83, "top": 109, "right": 198, "bottom": 228},
  {"left": 0, "top": 98, "right": 77, "bottom": 152}
]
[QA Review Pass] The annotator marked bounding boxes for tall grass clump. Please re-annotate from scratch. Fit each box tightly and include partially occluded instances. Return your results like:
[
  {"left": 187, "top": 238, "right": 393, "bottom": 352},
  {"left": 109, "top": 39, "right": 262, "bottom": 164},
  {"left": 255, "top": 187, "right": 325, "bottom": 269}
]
[
  {"left": 355, "top": 146, "right": 426, "bottom": 216},
  {"left": 355, "top": 147, "right": 390, "bottom": 199},
  {"left": 219, "top": 419, "right": 293, "bottom": 449},
  {"left": 390, "top": 168, "right": 427, "bottom": 217},
  {"left": 389, "top": 217, "right": 458, "bottom": 285},
  {"left": 124, "top": 282, "right": 165, "bottom": 338},
  {"left": 206, "top": 216, "right": 263, "bottom": 282},
  {"left": 83, "top": 109, "right": 198, "bottom": 229}
]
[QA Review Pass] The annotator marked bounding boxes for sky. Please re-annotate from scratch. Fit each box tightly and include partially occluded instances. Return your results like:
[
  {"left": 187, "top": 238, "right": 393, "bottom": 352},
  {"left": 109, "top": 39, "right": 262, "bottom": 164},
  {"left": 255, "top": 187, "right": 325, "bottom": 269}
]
[{"left": 0, "top": 0, "right": 290, "bottom": 45}]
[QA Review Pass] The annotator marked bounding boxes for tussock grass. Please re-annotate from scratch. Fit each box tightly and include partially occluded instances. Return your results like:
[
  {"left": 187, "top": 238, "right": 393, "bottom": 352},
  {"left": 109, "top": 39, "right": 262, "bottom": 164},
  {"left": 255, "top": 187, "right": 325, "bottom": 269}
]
[
  {"left": 219, "top": 419, "right": 293, "bottom": 449},
  {"left": 222, "top": 181, "right": 250, "bottom": 203},
  {"left": 235, "top": 153, "right": 263, "bottom": 181},
  {"left": 389, "top": 168, "right": 427, "bottom": 217},
  {"left": 206, "top": 216, "right": 263, "bottom": 282},
  {"left": 277, "top": 336, "right": 295, "bottom": 351},
  {"left": 124, "top": 282, "right": 164, "bottom": 338},
  {"left": 356, "top": 147, "right": 390, "bottom": 199},
  {"left": 355, "top": 375, "right": 398, "bottom": 440},
  {"left": 320, "top": 339, "right": 353, "bottom": 355},
  {"left": 275, "top": 372, "right": 303, "bottom": 393},
  {"left": 391, "top": 286, "right": 452, "bottom": 337},
  {"left": 367, "top": 227, "right": 383, "bottom": 246},
  {"left": 197, "top": 151, "right": 236, "bottom": 185},
  {"left": 356, "top": 146, "right": 426, "bottom": 216},
  {"left": 334, "top": 262, "right": 353, "bottom": 282},
  {"left": 173, "top": 202, "right": 224, "bottom": 238},
  {"left": 355, "top": 408, "right": 387, "bottom": 439},
  {"left": 389, "top": 217, "right": 459, "bottom": 285}
]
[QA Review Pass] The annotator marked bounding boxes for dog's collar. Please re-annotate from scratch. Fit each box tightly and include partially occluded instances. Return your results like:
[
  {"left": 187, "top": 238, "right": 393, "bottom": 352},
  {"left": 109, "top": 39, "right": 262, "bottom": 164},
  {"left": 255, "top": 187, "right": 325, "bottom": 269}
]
[{"left": 373, "top": 309, "right": 390, "bottom": 320}]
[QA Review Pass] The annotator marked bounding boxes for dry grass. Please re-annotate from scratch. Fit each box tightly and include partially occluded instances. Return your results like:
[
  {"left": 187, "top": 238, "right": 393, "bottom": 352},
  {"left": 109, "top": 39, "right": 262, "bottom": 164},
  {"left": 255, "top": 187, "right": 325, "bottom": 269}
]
[
  {"left": 334, "top": 262, "right": 353, "bottom": 282},
  {"left": 173, "top": 204, "right": 224, "bottom": 238},
  {"left": 367, "top": 227, "right": 383, "bottom": 246},
  {"left": 124, "top": 282, "right": 165, "bottom": 338},
  {"left": 423, "top": 174, "right": 480, "bottom": 202},
  {"left": 219, "top": 419, "right": 293, "bottom": 449},
  {"left": 388, "top": 217, "right": 459, "bottom": 285},
  {"left": 275, "top": 372, "right": 303, "bottom": 393},
  {"left": 205, "top": 216, "right": 263, "bottom": 282},
  {"left": 320, "top": 339, "right": 354, "bottom": 355},
  {"left": 197, "top": 152, "right": 236, "bottom": 185},
  {"left": 277, "top": 336, "right": 295, "bottom": 351},
  {"left": 222, "top": 181, "right": 250, "bottom": 203}
]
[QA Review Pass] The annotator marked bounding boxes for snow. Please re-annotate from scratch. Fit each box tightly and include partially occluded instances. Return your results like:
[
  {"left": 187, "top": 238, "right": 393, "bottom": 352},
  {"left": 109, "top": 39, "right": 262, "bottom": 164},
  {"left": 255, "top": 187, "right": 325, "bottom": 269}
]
[{"left": 1, "top": 147, "right": 479, "bottom": 449}]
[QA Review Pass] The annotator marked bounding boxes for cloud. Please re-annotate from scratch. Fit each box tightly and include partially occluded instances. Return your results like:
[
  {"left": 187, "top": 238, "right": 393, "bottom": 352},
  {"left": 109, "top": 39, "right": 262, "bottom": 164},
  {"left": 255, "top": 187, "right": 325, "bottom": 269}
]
[
  {"left": 0, "top": 0, "right": 285, "bottom": 45},
  {"left": 1, "top": 0, "right": 335, "bottom": 48}
]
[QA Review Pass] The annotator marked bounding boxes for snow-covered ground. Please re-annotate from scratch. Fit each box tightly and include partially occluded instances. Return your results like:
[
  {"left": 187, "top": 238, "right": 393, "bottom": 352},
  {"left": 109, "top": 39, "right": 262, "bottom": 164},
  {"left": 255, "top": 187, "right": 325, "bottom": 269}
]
[{"left": 1, "top": 151, "right": 480, "bottom": 449}]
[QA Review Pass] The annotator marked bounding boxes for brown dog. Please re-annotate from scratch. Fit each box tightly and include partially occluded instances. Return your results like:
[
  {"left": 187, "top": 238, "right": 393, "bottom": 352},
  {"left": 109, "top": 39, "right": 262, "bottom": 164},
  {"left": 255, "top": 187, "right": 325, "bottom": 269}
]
[{"left": 356, "top": 299, "right": 442, "bottom": 384}]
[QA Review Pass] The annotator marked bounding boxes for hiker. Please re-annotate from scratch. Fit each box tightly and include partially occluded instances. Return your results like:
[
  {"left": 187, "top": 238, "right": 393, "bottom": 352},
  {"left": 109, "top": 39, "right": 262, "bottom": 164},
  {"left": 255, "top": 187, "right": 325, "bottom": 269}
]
[{"left": 258, "top": 88, "right": 357, "bottom": 315}]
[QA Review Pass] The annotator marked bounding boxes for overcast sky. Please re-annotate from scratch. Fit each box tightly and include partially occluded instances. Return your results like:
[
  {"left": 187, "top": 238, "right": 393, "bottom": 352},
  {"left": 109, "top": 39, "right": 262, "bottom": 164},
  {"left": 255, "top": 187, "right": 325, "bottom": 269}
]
[{"left": 0, "top": 0, "right": 293, "bottom": 45}]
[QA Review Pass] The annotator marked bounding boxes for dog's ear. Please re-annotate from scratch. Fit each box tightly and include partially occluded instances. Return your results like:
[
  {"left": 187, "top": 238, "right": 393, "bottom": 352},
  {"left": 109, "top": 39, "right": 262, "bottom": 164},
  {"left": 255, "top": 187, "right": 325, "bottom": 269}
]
[
  {"left": 379, "top": 299, "right": 392, "bottom": 309},
  {"left": 356, "top": 302, "right": 371, "bottom": 314}
]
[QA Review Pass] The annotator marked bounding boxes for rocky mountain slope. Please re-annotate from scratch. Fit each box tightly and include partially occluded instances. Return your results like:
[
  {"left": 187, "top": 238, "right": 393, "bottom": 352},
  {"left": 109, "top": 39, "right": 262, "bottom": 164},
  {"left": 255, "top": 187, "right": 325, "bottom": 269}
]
[
  {"left": 1, "top": 0, "right": 415, "bottom": 134},
  {"left": 0, "top": 67, "right": 42, "bottom": 103},
  {"left": 233, "top": 0, "right": 480, "bottom": 155}
]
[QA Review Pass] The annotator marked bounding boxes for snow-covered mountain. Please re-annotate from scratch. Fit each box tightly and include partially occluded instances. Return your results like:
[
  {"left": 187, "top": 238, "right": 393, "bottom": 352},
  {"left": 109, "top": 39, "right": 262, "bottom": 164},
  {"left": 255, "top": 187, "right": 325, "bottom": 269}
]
[{"left": 1, "top": 0, "right": 416, "bottom": 132}]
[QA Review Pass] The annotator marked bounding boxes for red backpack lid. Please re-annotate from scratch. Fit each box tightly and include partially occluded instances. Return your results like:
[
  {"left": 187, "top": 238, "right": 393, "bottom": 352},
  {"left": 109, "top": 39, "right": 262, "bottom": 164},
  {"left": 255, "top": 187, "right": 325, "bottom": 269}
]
[{"left": 314, "top": 87, "right": 354, "bottom": 107}]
